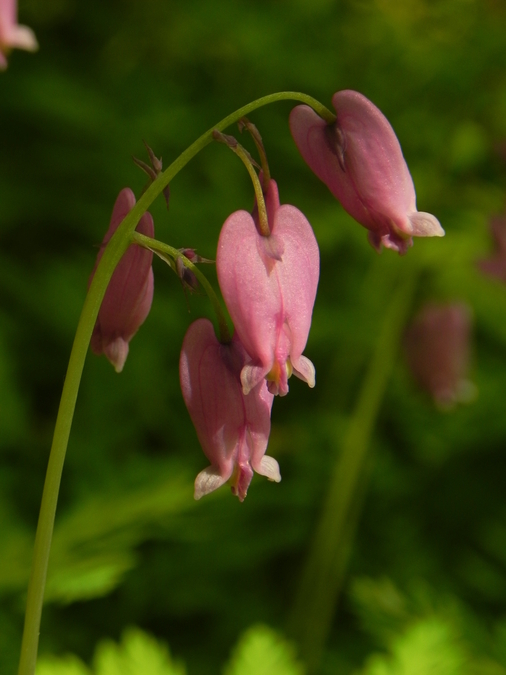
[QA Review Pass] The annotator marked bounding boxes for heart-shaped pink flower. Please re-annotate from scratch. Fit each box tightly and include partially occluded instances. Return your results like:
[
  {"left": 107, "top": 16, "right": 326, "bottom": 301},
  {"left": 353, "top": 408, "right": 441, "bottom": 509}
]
[
  {"left": 217, "top": 180, "right": 319, "bottom": 396},
  {"left": 89, "top": 188, "right": 154, "bottom": 373},
  {"left": 289, "top": 90, "right": 444, "bottom": 254},
  {"left": 404, "top": 303, "right": 474, "bottom": 408},
  {"left": 180, "top": 318, "right": 280, "bottom": 501}
]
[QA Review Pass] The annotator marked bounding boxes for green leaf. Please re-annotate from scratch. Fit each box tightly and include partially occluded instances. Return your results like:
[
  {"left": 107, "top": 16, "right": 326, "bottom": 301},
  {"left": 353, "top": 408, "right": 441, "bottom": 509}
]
[
  {"left": 357, "top": 617, "right": 467, "bottom": 675},
  {"left": 224, "top": 625, "right": 304, "bottom": 675},
  {"left": 93, "top": 628, "right": 185, "bottom": 675},
  {"left": 37, "top": 628, "right": 185, "bottom": 675},
  {"left": 36, "top": 654, "right": 91, "bottom": 675}
]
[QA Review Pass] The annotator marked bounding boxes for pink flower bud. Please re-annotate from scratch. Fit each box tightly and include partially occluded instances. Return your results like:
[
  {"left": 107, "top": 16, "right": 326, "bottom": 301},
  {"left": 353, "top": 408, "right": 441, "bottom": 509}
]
[
  {"left": 89, "top": 188, "right": 154, "bottom": 373},
  {"left": 404, "top": 303, "right": 475, "bottom": 408},
  {"left": 477, "top": 214, "right": 506, "bottom": 282},
  {"left": 179, "top": 318, "right": 280, "bottom": 501},
  {"left": 217, "top": 180, "right": 319, "bottom": 396},
  {"left": 0, "top": 0, "right": 38, "bottom": 70},
  {"left": 289, "top": 90, "right": 444, "bottom": 254}
]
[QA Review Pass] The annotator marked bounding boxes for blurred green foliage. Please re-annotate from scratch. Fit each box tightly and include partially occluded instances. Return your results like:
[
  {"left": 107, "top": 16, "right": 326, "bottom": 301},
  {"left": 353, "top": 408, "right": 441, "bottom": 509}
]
[{"left": 3, "top": 0, "right": 506, "bottom": 674}]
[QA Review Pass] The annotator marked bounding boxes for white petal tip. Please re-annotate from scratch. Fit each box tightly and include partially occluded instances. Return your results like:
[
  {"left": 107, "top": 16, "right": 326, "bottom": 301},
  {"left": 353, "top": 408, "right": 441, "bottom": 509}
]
[
  {"left": 105, "top": 337, "right": 129, "bottom": 373},
  {"left": 256, "top": 456, "right": 281, "bottom": 483},
  {"left": 292, "top": 355, "right": 316, "bottom": 388},
  {"left": 241, "top": 363, "right": 269, "bottom": 396},
  {"left": 194, "top": 467, "right": 227, "bottom": 500},
  {"left": 409, "top": 212, "right": 445, "bottom": 238}
]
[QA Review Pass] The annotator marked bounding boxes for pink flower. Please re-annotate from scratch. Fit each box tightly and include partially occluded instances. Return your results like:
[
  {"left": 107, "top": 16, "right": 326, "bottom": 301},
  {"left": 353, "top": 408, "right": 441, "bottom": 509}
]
[
  {"left": 217, "top": 179, "right": 319, "bottom": 396},
  {"left": 477, "top": 214, "right": 506, "bottom": 282},
  {"left": 179, "top": 318, "right": 281, "bottom": 501},
  {"left": 289, "top": 90, "right": 444, "bottom": 254},
  {"left": 404, "top": 303, "right": 475, "bottom": 408},
  {"left": 0, "top": 0, "right": 38, "bottom": 70},
  {"left": 89, "top": 188, "right": 154, "bottom": 373}
]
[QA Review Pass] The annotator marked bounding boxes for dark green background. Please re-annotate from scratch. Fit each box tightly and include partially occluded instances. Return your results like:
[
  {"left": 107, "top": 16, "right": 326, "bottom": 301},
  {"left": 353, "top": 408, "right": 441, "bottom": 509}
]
[{"left": 2, "top": 1, "right": 506, "bottom": 673}]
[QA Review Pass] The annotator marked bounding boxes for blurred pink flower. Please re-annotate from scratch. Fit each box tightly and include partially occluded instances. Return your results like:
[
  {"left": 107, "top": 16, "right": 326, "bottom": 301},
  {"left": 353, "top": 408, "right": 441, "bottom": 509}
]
[
  {"left": 89, "top": 188, "right": 154, "bottom": 373},
  {"left": 180, "top": 318, "right": 280, "bottom": 501},
  {"left": 0, "top": 0, "right": 38, "bottom": 70},
  {"left": 217, "top": 179, "right": 319, "bottom": 396},
  {"left": 477, "top": 214, "right": 506, "bottom": 282},
  {"left": 404, "top": 303, "right": 475, "bottom": 408},
  {"left": 289, "top": 90, "right": 444, "bottom": 254}
]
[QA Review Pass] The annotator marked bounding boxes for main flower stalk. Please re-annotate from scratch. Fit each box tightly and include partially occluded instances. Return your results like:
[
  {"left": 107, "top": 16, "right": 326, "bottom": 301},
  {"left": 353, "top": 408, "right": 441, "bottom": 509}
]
[{"left": 17, "top": 91, "right": 334, "bottom": 675}]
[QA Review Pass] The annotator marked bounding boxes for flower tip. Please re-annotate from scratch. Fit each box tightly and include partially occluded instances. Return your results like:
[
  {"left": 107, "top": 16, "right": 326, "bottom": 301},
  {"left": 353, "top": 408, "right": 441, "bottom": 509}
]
[
  {"left": 194, "top": 467, "right": 228, "bottom": 500},
  {"left": 104, "top": 337, "right": 129, "bottom": 373},
  {"left": 15, "top": 25, "right": 38, "bottom": 52},
  {"left": 292, "top": 355, "right": 316, "bottom": 388},
  {"left": 240, "top": 363, "right": 268, "bottom": 396},
  {"left": 409, "top": 212, "right": 445, "bottom": 238},
  {"left": 255, "top": 455, "right": 281, "bottom": 483}
]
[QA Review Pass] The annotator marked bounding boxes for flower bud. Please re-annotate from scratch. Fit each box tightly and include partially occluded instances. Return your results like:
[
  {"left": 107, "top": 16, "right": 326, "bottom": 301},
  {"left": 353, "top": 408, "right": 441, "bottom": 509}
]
[
  {"left": 477, "top": 214, "right": 506, "bottom": 282},
  {"left": 289, "top": 90, "right": 444, "bottom": 254},
  {"left": 89, "top": 188, "right": 154, "bottom": 373},
  {"left": 404, "top": 303, "right": 475, "bottom": 408}
]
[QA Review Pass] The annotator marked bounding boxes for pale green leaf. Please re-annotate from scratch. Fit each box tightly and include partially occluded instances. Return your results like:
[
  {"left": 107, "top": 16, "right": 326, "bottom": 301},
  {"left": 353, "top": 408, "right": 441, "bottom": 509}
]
[
  {"left": 93, "top": 628, "right": 186, "bottom": 675},
  {"left": 224, "top": 624, "right": 304, "bottom": 675}
]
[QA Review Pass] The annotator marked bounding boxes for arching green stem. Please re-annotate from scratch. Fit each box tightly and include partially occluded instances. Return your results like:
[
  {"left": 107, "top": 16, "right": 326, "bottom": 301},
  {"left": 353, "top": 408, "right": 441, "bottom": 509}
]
[{"left": 18, "top": 90, "right": 332, "bottom": 675}]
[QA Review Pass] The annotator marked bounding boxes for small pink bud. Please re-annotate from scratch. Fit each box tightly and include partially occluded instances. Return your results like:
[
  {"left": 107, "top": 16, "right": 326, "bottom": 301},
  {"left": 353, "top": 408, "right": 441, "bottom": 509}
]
[
  {"left": 217, "top": 180, "right": 319, "bottom": 396},
  {"left": 289, "top": 90, "right": 444, "bottom": 254},
  {"left": 179, "top": 318, "right": 280, "bottom": 501},
  {"left": 477, "top": 214, "right": 506, "bottom": 282},
  {"left": 89, "top": 188, "right": 154, "bottom": 373},
  {"left": 404, "top": 303, "right": 475, "bottom": 409},
  {"left": 0, "top": 0, "right": 38, "bottom": 70}
]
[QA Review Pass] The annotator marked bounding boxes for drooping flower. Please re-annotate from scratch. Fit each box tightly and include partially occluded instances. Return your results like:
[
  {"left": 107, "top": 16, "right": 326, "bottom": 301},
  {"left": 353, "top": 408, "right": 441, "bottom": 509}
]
[
  {"left": 477, "top": 214, "right": 506, "bottom": 283},
  {"left": 89, "top": 188, "right": 154, "bottom": 373},
  {"left": 217, "top": 179, "right": 319, "bottom": 396},
  {"left": 0, "top": 0, "right": 38, "bottom": 70},
  {"left": 179, "top": 318, "right": 280, "bottom": 501},
  {"left": 404, "top": 302, "right": 475, "bottom": 409},
  {"left": 289, "top": 90, "right": 444, "bottom": 254}
]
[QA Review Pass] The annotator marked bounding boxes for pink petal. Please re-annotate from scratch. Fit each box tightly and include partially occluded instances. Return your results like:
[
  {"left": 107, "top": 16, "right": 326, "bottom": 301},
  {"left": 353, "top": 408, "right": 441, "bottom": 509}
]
[
  {"left": 89, "top": 188, "right": 154, "bottom": 372},
  {"left": 217, "top": 209, "right": 282, "bottom": 386},
  {"left": 217, "top": 184, "right": 319, "bottom": 395},
  {"left": 289, "top": 90, "right": 444, "bottom": 253},
  {"left": 180, "top": 319, "right": 275, "bottom": 501}
]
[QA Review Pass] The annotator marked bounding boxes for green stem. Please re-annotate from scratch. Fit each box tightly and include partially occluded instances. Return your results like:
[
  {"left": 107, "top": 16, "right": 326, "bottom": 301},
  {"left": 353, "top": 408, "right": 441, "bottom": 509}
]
[
  {"left": 17, "top": 230, "right": 132, "bottom": 675},
  {"left": 288, "top": 267, "right": 417, "bottom": 674},
  {"left": 214, "top": 134, "right": 270, "bottom": 236},
  {"left": 18, "top": 90, "right": 330, "bottom": 675},
  {"left": 132, "top": 232, "right": 232, "bottom": 343}
]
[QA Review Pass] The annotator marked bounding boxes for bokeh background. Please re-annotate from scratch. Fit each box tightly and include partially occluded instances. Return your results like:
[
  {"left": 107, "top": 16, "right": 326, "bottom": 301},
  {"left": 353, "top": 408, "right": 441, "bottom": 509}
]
[{"left": 3, "top": 0, "right": 506, "bottom": 673}]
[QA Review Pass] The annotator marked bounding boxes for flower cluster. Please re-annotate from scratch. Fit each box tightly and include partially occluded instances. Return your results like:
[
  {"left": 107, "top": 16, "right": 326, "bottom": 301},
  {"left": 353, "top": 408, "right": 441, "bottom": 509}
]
[
  {"left": 182, "top": 178, "right": 319, "bottom": 500},
  {"left": 89, "top": 90, "right": 445, "bottom": 501}
]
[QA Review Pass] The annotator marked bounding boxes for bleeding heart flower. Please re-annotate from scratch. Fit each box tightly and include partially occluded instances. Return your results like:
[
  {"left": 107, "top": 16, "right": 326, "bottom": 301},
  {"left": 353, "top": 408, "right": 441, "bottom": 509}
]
[
  {"left": 217, "top": 179, "right": 319, "bottom": 396},
  {"left": 180, "top": 318, "right": 280, "bottom": 501},
  {"left": 89, "top": 188, "right": 154, "bottom": 373},
  {"left": 0, "top": 0, "right": 38, "bottom": 70},
  {"left": 289, "top": 89, "right": 444, "bottom": 254},
  {"left": 404, "top": 302, "right": 475, "bottom": 409}
]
